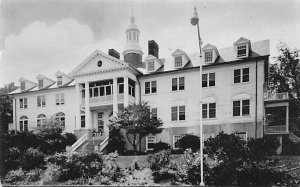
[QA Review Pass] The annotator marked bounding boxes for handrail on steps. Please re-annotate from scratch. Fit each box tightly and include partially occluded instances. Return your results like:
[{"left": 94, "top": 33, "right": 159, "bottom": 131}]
[
  {"left": 98, "top": 137, "right": 109, "bottom": 152},
  {"left": 67, "top": 133, "right": 88, "bottom": 153}
]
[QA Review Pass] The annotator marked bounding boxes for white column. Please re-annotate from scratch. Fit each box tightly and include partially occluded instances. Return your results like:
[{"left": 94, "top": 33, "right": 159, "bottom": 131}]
[
  {"left": 135, "top": 82, "right": 140, "bottom": 105},
  {"left": 75, "top": 83, "right": 81, "bottom": 129},
  {"left": 113, "top": 78, "right": 118, "bottom": 115},
  {"left": 124, "top": 76, "right": 129, "bottom": 107},
  {"left": 286, "top": 105, "right": 289, "bottom": 132},
  {"left": 13, "top": 98, "right": 17, "bottom": 130},
  {"left": 85, "top": 82, "right": 90, "bottom": 129}
]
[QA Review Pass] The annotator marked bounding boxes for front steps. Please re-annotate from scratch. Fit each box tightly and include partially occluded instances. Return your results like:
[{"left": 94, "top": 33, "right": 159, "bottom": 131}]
[{"left": 75, "top": 135, "right": 108, "bottom": 153}]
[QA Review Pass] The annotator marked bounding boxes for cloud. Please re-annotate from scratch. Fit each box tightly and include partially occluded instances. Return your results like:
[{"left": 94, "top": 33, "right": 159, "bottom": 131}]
[{"left": 0, "top": 18, "right": 122, "bottom": 85}]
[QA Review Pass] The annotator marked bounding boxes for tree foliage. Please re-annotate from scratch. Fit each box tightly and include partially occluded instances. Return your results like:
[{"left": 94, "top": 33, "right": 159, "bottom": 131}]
[
  {"left": 0, "top": 82, "right": 18, "bottom": 131},
  {"left": 269, "top": 43, "right": 300, "bottom": 135},
  {"left": 109, "top": 102, "right": 163, "bottom": 152}
]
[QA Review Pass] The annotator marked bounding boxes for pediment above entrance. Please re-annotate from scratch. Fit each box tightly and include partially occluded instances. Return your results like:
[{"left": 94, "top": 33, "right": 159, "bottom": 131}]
[{"left": 70, "top": 50, "right": 139, "bottom": 77}]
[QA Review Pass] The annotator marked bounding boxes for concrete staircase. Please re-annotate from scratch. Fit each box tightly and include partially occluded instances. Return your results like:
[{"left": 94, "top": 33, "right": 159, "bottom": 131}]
[
  {"left": 289, "top": 133, "right": 300, "bottom": 143},
  {"left": 75, "top": 135, "right": 108, "bottom": 153}
]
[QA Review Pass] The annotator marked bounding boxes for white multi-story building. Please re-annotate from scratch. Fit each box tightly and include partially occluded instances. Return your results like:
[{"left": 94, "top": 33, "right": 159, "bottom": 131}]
[{"left": 9, "top": 14, "right": 289, "bottom": 152}]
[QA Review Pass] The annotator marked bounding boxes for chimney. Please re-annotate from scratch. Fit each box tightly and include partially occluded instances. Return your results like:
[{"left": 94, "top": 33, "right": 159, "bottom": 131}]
[
  {"left": 108, "top": 49, "right": 120, "bottom": 59},
  {"left": 148, "top": 40, "right": 159, "bottom": 58}
]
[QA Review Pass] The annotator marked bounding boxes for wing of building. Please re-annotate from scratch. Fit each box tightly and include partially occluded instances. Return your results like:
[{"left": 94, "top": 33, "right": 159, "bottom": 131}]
[{"left": 9, "top": 14, "right": 291, "bottom": 153}]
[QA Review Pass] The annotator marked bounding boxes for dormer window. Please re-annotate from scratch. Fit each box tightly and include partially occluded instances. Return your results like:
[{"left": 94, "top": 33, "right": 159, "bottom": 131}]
[
  {"left": 21, "top": 82, "right": 25, "bottom": 91},
  {"left": 57, "top": 76, "right": 62, "bottom": 86},
  {"left": 175, "top": 56, "right": 182, "bottom": 68},
  {"left": 147, "top": 61, "right": 155, "bottom": 72},
  {"left": 38, "top": 79, "right": 43, "bottom": 88},
  {"left": 237, "top": 44, "right": 247, "bottom": 57},
  {"left": 205, "top": 51, "right": 213, "bottom": 62}
]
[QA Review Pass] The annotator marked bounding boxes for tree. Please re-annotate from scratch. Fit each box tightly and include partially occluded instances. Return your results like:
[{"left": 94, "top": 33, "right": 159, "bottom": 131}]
[
  {"left": 0, "top": 83, "right": 18, "bottom": 132},
  {"left": 106, "top": 126, "right": 126, "bottom": 154},
  {"left": 109, "top": 102, "right": 163, "bottom": 152},
  {"left": 269, "top": 43, "right": 300, "bottom": 136}
]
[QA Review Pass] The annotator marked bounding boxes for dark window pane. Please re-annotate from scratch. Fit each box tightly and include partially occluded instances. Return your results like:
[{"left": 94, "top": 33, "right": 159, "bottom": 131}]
[
  {"left": 89, "top": 88, "right": 93, "bottom": 97},
  {"left": 151, "top": 81, "right": 157, "bottom": 93},
  {"left": 145, "top": 82, "right": 150, "bottom": 94},
  {"left": 152, "top": 108, "right": 157, "bottom": 119},
  {"left": 171, "top": 107, "right": 177, "bottom": 121},
  {"left": 234, "top": 69, "right": 241, "bottom": 83},
  {"left": 202, "top": 104, "right": 207, "bottom": 119},
  {"left": 233, "top": 101, "right": 241, "bottom": 116},
  {"left": 94, "top": 87, "right": 98, "bottom": 97},
  {"left": 100, "top": 87, "right": 105, "bottom": 96},
  {"left": 81, "top": 115, "right": 85, "bottom": 127},
  {"left": 106, "top": 86, "right": 111, "bottom": 95},
  {"left": 242, "top": 68, "right": 249, "bottom": 82},
  {"left": 119, "top": 84, "right": 124, "bottom": 94},
  {"left": 209, "top": 73, "right": 215, "bottom": 87},
  {"left": 209, "top": 103, "right": 216, "bottom": 118},
  {"left": 132, "top": 87, "right": 135, "bottom": 97},
  {"left": 202, "top": 74, "right": 208, "bottom": 87},
  {"left": 179, "top": 77, "right": 185, "bottom": 90},
  {"left": 179, "top": 106, "right": 185, "bottom": 120},
  {"left": 172, "top": 78, "right": 177, "bottom": 91},
  {"left": 242, "top": 100, "right": 250, "bottom": 115}
]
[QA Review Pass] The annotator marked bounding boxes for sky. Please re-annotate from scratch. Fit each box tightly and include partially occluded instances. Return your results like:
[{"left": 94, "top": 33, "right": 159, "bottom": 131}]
[{"left": 0, "top": 0, "right": 299, "bottom": 87}]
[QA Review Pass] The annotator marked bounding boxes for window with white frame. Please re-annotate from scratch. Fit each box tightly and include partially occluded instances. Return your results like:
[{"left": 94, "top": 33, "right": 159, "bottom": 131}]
[
  {"left": 19, "top": 98, "right": 28, "bottom": 109},
  {"left": 81, "top": 110, "right": 85, "bottom": 128},
  {"left": 145, "top": 81, "right": 157, "bottom": 94},
  {"left": 237, "top": 44, "right": 247, "bottom": 57},
  {"left": 38, "top": 79, "right": 43, "bottom": 88},
  {"left": 37, "top": 95, "right": 46, "bottom": 107},
  {"left": 57, "top": 76, "right": 62, "bottom": 86},
  {"left": 37, "top": 114, "right": 46, "bottom": 127},
  {"left": 202, "top": 73, "right": 215, "bottom": 87},
  {"left": 175, "top": 56, "right": 183, "bottom": 67},
  {"left": 97, "top": 112, "right": 104, "bottom": 134},
  {"left": 171, "top": 105, "right": 185, "bottom": 121},
  {"left": 234, "top": 68, "right": 249, "bottom": 83},
  {"left": 172, "top": 77, "right": 185, "bottom": 91},
  {"left": 19, "top": 116, "right": 28, "bottom": 131},
  {"left": 147, "top": 61, "right": 155, "bottom": 72},
  {"left": 21, "top": 82, "right": 25, "bottom": 91},
  {"left": 202, "top": 103, "right": 216, "bottom": 119},
  {"left": 151, "top": 108, "right": 157, "bottom": 119},
  {"left": 235, "top": 132, "right": 247, "bottom": 141},
  {"left": 233, "top": 99, "right": 250, "bottom": 116},
  {"left": 55, "top": 93, "right": 65, "bottom": 105},
  {"left": 173, "top": 135, "right": 182, "bottom": 149},
  {"left": 146, "top": 136, "right": 156, "bottom": 150},
  {"left": 55, "top": 112, "right": 65, "bottom": 130},
  {"left": 204, "top": 51, "right": 213, "bottom": 62}
]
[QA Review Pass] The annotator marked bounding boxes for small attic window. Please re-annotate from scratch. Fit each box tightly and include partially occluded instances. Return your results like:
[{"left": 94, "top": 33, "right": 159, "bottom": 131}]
[
  {"left": 38, "top": 79, "right": 43, "bottom": 88},
  {"left": 147, "top": 61, "right": 155, "bottom": 72},
  {"left": 204, "top": 51, "right": 213, "bottom": 62},
  {"left": 237, "top": 44, "right": 247, "bottom": 58},
  {"left": 175, "top": 56, "right": 182, "bottom": 68},
  {"left": 21, "top": 82, "right": 25, "bottom": 91},
  {"left": 57, "top": 76, "right": 62, "bottom": 86}
]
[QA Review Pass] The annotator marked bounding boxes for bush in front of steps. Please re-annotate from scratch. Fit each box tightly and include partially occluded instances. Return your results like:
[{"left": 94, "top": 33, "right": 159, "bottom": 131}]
[{"left": 106, "top": 126, "right": 126, "bottom": 155}]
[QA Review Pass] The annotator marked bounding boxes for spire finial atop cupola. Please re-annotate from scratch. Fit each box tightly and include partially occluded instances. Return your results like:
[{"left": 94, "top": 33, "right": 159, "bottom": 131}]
[{"left": 130, "top": 6, "right": 135, "bottom": 23}]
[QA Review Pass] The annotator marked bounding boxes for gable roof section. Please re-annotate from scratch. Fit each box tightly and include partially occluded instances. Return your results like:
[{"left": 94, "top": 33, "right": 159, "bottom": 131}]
[
  {"left": 171, "top": 49, "right": 191, "bottom": 62},
  {"left": 36, "top": 74, "right": 56, "bottom": 89},
  {"left": 233, "top": 37, "right": 251, "bottom": 45},
  {"left": 69, "top": 50, "right": 136, "bottom": 77},
  {"left": 18, "top": 77, "right": 38, "bottom": 92},
  {"left": 55, "top": 71, "right": 74, "bottom": 87}
]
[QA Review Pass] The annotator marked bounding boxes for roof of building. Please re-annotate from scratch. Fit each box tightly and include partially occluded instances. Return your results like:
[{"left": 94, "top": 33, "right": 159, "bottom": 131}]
[{"left": 138, "top": 39, "right": 269, "bottom": 75}]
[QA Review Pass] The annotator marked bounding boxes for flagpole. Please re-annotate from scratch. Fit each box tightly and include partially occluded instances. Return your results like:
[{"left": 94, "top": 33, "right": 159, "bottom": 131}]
[{"left": 191, "top": 7, "right": 205, "bottom": 186}]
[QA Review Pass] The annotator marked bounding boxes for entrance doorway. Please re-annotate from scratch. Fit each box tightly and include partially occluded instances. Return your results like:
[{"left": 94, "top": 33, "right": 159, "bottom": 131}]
[{"left": 97, "top": 112, "right": 104, "bottom": 135}]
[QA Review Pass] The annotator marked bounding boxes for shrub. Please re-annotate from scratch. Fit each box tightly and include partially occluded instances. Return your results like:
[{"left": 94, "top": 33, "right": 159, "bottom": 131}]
[
  {"left": 22, "top": 148, "right": 45, "bottom": 171},
  {"left": 153, "top": 141, "right": 170, "bottom": 152},
  {"left": 177, "top": 134, "right": 200, "bottom": 152},
  {"left": 64, "top": 133, "right": 77, "bottom": 146},
  {"left": 203, "top": 131, "right": 292, "bottom": 186},
  {"left": 2, "top": 168, "right": 26, "bottom": 185},
  {"left": 1, "top": 147, "right": 22, "bottom": 175},
  {"left": 147, "top": 150, "right": 180, "bottom": 183},
  {"left": 106, "top": 126, "right": 126, "bottom": 154}
]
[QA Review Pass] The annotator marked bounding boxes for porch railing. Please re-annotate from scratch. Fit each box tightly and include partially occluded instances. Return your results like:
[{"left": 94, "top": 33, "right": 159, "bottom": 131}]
[
  {"left": 264, "top": 92, "right": 289, "bottom": 101},
  {"left": 66, "top": 133, "right": 88, "bottom": 153},
  {"left": 265, "top": 125, "right": 287, "bottom": 133}
]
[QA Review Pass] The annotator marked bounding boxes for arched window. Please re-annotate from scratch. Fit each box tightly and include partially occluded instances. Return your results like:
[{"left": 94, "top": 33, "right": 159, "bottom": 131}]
[
  {"left": 55, "top": 112, "right": 65, "bottom": 129},
  {"left": 19, "top": 116, "right": 28, "bottom": 131},
  {"left": 37, "top": 114, "right": 46, "bottom": 127}
]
